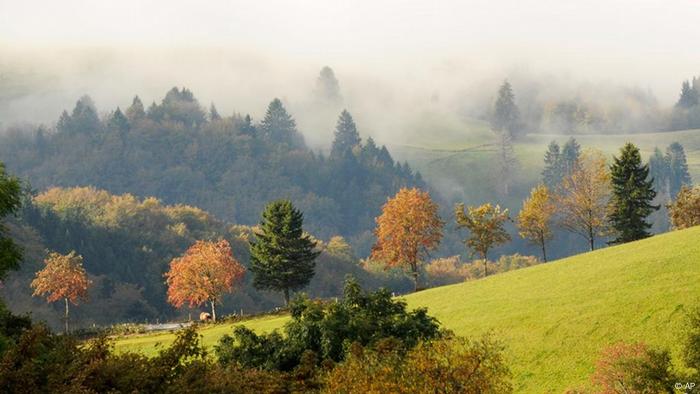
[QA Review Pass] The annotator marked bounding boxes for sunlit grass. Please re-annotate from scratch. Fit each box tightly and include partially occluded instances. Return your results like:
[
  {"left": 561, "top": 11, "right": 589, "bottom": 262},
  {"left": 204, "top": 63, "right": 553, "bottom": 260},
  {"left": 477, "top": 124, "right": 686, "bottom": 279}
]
[{"left": 114, "top": 226, "right": 700, "bottom": 392}]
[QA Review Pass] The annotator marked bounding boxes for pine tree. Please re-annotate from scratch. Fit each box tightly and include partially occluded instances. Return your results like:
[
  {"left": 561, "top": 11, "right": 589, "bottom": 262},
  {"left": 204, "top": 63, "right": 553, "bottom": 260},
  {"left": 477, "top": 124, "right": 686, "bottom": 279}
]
[
  {"left": 542, "top": 140, "right": 563, "bottom": 189},
  {"left": 260, "top": 98, "right": 299, "bottom": 146},
  {"left": 330, "top": 110, "right": 361, "bottom": 160},
  {"left": 108, "top": 107, "right": 129, "bottom": 132},
  {"left": 608, "top": 143, "right": 658, "bottom": 244},
  {"left": 648, "top": 147, "right": 670, "bottom": 200},
  {"left": 209, "top": 103, "right": 221, "bottom": 121},
  {"left": 561, "top": 137, "right": 581, "bottom": 176},
  {"left": 125, "top": 96, "right": 146, "bottom": 121},
  {"left": 315, "top": 66, "right": 342, "bottom": 103},
  {"left": 666, "top": 142, "right": 691, "bottom": 199},
  {"left": 676, "top": 80, "right": 699, "bottom": 109},
  {"left": 491, "top": 80, "right": 521, "bottom": 138},
  {"left": 249, "top": 200, "right": 320, "bottom": 305}
]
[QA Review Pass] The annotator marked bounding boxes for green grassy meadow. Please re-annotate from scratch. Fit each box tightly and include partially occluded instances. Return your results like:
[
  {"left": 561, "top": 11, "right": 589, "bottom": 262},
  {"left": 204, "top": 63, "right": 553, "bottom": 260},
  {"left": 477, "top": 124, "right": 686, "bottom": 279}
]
[{"left": 114, "top": 226, "right": 700, "bottom": 392}]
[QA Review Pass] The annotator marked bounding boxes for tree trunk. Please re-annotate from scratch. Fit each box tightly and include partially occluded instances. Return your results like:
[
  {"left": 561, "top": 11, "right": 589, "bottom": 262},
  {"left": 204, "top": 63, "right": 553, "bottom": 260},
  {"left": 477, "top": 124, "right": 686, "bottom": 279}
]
[
  {"left": 482, "top": 252, "right": 488, "bottom": 277},
  {"left": 541, "top": 238, "right": 548, "bottom": 263},
  {"left": 64, "top": 298, "right": 69, "bottom": 334},
  {"left": 284, "top": 288, "right": 290, "bottom": 306},
  {"left": 210, "top": 300, "right": 217, "bottom": 322},
  {"left": 589, "top": 226, "right": 595, "bottom": 251},
  {"left": 411, "top": 269, "right": 419, "bottom": 292}
]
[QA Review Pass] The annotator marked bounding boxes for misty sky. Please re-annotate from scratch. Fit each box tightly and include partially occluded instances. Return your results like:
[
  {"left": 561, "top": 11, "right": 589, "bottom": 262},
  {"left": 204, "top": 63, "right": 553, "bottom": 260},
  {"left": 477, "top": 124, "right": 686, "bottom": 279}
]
[{"left": 0, "top": 0, "right": 698, "bottom": 124}]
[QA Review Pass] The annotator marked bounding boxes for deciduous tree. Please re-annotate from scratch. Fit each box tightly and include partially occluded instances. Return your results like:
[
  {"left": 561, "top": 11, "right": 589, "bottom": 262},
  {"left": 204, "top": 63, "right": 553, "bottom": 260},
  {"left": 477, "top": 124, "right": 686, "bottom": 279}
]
[
  {"left": 668, "top": 185, "right": 700, "bottom": 229},
  {"left": 371, "top": 188, "right": 443, "bottom": 291},
  {"left": 517, "top": 185, "right": 556, "bottom": 262},
  {"left": 31, "top": 251, "right": 90, "bottom": 333},
  {"left": 556, "top": 150, "right": 611, "bottom": 251},
  {"left": 455, "top": 203, "right": 511, "bottom": 276},
  {"left": 250, "top": 200, "right": 320, "bottom": 305},
  {"left": 165, "top": 239, "right": 245, "bottom": 321}
]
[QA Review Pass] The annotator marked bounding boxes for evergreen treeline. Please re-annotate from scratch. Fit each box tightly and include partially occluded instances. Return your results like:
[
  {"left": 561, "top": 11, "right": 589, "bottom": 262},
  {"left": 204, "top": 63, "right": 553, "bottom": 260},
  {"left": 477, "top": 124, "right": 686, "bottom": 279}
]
[{"left": 0, "top": 88, "right": 423, "bottom": 251}]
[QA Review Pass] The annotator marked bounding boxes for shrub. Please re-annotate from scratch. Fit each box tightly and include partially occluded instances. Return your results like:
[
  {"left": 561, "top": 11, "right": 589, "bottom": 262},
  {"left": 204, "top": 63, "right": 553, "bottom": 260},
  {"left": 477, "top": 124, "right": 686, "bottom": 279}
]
[
  {"left": 591, "top": 342, "right": 673, "bottom": 394},
  {"left": 323, "top": 334, "right": 512, "bottom": 393},
  {"left": 215, "top": 276, "right": 441, "bottom": 371}
]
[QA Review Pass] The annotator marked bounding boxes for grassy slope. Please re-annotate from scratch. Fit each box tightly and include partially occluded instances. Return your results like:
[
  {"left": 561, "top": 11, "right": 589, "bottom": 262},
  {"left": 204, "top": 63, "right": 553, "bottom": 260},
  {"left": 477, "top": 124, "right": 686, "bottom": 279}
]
[{"left": 114, "top": 226, "right": 700, "bottom": 392}]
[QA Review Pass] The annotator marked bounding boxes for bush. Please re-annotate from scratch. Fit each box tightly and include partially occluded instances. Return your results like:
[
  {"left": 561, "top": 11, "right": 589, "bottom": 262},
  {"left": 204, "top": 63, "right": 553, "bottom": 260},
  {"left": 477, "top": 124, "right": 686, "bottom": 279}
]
[
  {"left": 591, "top": 342, "right": 674, "bottom": 394},
  {"left": 323, "top": 334, "right": 512, "bottom": 393},
  {"left": 215, "top": 276, "right": 442, "bottom": 371}
]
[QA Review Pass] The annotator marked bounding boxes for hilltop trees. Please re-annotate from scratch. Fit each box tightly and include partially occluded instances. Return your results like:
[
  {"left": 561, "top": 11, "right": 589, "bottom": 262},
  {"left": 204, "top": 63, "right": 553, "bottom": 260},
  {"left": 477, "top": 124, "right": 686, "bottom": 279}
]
[
  {"left": 164, "top": 240, "right": 245, "bottom": 321},
  {"left": 491, "top": 80, "right": 521, "bottom": 138},
  {"left": 31, "top": 251, "right": 90, "bottom": 333},
  {"left": 671, "top": 77, "right": 700, "bottom": 130},
  {"left": 0, "top": 163, "right": 22, "bottom": 280},
  {"left": 455, "top": 203, "right": 511, "bottom": 276},
  {"left": 371, "top": 188, "right": 443, "bottom": 291},
  {"left": 250, "top": 200, "right": 320, "bottom": 305},
  {"left": 556, "top": 150, "right": 611, "bottom": 250},
  {"left": 517, "top": 185, "right": 556, "bottom": 262},
  {"left": 608, "top": 143, "right": 658, "bottom": 244}
]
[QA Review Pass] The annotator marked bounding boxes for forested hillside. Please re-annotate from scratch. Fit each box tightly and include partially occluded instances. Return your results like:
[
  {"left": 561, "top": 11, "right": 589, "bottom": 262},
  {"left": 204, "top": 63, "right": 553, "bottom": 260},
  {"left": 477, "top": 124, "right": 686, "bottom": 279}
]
[
  {"left": 1, "top": 186, "right": 411, "bottom": 328},
  {"left": 0, "top": 88, "right": 423, "bottom": 253}
]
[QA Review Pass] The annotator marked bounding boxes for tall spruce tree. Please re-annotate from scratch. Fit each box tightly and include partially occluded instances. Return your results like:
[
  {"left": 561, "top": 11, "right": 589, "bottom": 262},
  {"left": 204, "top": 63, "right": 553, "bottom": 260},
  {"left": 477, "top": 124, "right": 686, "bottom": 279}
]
[
  {"left": 608, "top": 143, "right": 658, "bottom": 244},
  {"left": 542, "top": 140, "right": 563, "bottom": 189},
  {"left": 491, "top": 80, "right": 521, "bottom": 138},
  {"left": 561, "top": 137, "right": 581, "bottom": 176},
  {"left": 330, "top": 110, "right": 361, "bottom": 160},
  {"left": 249, "top": 200, "right": 320, "bottom": 305},
  {"left": 666, "top": 142, "right": 692, "bottom": 198}
]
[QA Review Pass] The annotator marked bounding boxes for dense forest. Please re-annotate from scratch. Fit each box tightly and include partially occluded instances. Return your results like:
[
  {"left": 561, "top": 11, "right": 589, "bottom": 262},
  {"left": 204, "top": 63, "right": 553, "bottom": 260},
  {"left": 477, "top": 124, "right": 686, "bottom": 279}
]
[{"left": 0, "top": 87, "right": 423, "bottom": 252}]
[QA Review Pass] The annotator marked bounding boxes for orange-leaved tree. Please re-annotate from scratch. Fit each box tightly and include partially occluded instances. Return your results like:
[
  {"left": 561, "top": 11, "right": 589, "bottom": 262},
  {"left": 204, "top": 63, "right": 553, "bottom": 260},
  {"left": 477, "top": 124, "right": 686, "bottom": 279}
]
[
  {"left": 31, "top": 251, "right": 90, "bottom": 333},
  {"left": 370, "top": 188, "right": 443, "bottom": 291},
  {"left": 165, "top": 239, "right": 245, "bottom": 321}
]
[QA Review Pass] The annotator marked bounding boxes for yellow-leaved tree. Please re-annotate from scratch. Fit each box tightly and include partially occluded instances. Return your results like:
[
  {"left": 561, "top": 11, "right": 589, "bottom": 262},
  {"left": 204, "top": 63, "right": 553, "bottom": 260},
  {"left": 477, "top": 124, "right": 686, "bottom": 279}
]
[
  {"left": 517, "top": 184, "right": 556, "bottom": 262},
  {"left": 668, "top": 185, "right": 700, "bottom": 229},
  {"left": 556, "top": 149, "right": 611, "bottom": 250},
  {"left": 371, "top": 188, "right": 443, "bottom": 291},
  {"left": 455, "top": 203, "right": 511, "bottom": 276},
  {"left": 31, "top": 251, "right": 91, "bottom": 333}
]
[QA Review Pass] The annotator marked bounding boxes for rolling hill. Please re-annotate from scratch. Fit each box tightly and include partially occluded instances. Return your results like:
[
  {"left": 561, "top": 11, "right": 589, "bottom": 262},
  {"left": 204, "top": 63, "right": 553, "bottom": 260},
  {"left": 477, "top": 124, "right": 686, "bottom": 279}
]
[{"left": 114, "top": 225, "right": 700, "bottom": 392}]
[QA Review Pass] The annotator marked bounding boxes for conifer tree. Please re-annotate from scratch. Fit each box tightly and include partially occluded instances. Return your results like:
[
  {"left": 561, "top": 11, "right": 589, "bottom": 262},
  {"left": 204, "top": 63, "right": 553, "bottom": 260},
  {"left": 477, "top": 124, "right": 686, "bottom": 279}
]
[
  {"left": 209, "top": 103, "right": 221, "bottom": 121},
  {"left": 648, "top": 147, "right": 670, "bottom": 199},
  {"left": 260, "top": 98, "right": 299, "bottom": 146},
  {"left": 108, "top": 107, "right": 129, "bottom": 132},
  {"left": 125, "top": 95, "right": 146, "bottom": 121},
  {"left": 561, "top": 137, "right": 581, "bottom": 176},
  {"left": 497, "top": 131, "right": 517, "bottom": 196},
  {"left": 0, "top": 162, "right": 22, "bottom": 280},
  {"left": 542, "top": 140, "right": 563, "bottom": 189},
  {"left": 608, "top": 143, "right": 658, "bottom": 244},
  {"left": 250, "top": 200, "right": 320, "bottom": 305},
  {"left": 676, "top": 80, "right": 699, "bottom": 109},
  {"left": 315, "top": 66, "right": 342, "bottom": 103},
  {"left": 491, "top": 80, "right": 521, "bottom": 138},
  {"left": 666, "top": 142, "right": 691, "bottom": 198},
  {"left": 330, "top": 110, "right": 361, "bottom": 160}
]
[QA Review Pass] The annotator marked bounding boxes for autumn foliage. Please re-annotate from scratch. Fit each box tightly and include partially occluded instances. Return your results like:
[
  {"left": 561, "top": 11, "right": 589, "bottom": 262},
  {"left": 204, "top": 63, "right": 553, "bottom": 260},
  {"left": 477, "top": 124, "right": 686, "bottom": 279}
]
[
  {"left": 556, "top": 149, "right": 611, "bottom": 251},
  {"left": 455, "top": 203, "right": 511, "bottom": 276},
  {"left": 165, "top": 239, "right": 245, "bottom": 321},
  {"left": 31, "top": 251, "right": 90, "bottom": 333},
  {"left": 371, "top": 188, "right": 443, "bottom": 291},
  {"left": 517, "top": 184, "right": 556, "bottom": 262},
  {"left": 668, "top": 185, "right": 700, "bottom": 229}
]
